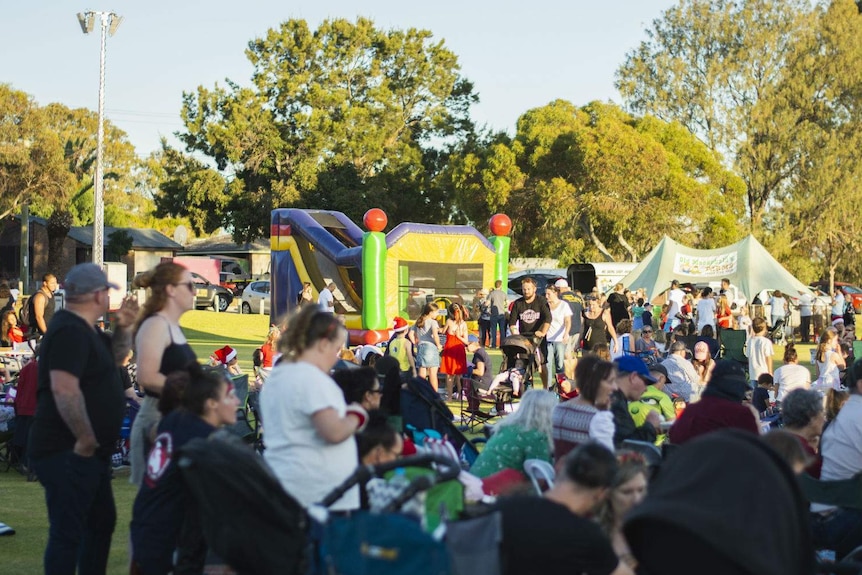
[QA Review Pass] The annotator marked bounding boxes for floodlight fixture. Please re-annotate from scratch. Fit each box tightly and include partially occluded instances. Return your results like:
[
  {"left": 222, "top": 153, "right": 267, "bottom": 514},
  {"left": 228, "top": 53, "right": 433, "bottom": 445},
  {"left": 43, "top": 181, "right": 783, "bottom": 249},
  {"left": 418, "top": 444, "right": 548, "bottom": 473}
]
[
  {"left": 108, "top": 14, "right": 122, "bottom": 36},
  {"left": 76, "top": 12, "right": 94, "bottom": 34}
]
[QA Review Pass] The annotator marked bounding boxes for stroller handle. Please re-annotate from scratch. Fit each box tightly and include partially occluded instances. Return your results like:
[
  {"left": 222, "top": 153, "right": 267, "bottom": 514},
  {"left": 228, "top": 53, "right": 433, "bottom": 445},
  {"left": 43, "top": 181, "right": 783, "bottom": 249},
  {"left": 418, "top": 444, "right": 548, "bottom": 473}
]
[{"left": 318, "top": 453, "right": 461, "bottom": 508}]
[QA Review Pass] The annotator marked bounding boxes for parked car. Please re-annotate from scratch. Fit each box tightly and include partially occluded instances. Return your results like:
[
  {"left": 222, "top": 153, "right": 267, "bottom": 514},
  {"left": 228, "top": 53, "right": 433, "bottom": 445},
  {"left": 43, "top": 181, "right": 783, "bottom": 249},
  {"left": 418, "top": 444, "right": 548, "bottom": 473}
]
[
  {"left": 810, "top": 282, "right": 862, "bottom": 314},
  {"left": 241, "top": 280, "right": 271, "bottom": 315},
  {"left": 508, "top": 270, "right": 567, "bottom": 296},
  {"left": 191, "top": 272, "right": 234, "bottom": 312}
]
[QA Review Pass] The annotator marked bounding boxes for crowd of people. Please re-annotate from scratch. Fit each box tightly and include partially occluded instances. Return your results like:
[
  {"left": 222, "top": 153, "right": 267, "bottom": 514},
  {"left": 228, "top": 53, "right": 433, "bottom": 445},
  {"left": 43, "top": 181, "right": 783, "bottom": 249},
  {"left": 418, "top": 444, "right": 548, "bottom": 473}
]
[{"left": 6, "top": 264, "right": 862, "bottom": 574}]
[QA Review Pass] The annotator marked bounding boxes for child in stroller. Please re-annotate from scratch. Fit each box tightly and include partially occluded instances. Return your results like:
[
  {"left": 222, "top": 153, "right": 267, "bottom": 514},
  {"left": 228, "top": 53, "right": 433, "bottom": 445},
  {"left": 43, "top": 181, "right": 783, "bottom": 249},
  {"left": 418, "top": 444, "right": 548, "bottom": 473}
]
[{"left": 500, "top": 335, "right": 535, "bottom": 394}]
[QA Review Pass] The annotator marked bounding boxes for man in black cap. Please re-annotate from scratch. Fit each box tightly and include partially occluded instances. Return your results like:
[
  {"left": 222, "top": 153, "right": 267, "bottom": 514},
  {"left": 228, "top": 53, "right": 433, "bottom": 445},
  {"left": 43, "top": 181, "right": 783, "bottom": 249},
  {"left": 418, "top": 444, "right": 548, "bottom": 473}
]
[
  {"left": 29, "top": 263, "right": 139, "bottom": 574},
  {"left": 668, "top": 360, "right": 759, "bottom": 445}
]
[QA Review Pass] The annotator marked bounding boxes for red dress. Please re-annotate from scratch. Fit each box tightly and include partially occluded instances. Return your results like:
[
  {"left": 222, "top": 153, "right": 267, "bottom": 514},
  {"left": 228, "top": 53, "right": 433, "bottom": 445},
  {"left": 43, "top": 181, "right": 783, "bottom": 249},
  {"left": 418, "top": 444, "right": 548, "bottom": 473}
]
[
  {"left": 440, "top": 323, "right": 467, "bottom": 376},
  {"left": 6, "top": 326, "right": 23, "bottom": 344}
]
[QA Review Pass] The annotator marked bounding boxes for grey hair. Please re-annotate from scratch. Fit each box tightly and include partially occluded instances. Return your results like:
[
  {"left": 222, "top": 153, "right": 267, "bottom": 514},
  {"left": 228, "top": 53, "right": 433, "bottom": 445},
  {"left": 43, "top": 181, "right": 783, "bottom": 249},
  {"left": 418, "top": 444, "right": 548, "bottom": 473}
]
[
  {"left": 496, "top": 389, "right": 557, "bottom": 448},
  {"left": 670, "top": 341, "right": 688, "bottom": 354},
  {"left": 781, "top": 389, "right": 823, "bottom": 428}
]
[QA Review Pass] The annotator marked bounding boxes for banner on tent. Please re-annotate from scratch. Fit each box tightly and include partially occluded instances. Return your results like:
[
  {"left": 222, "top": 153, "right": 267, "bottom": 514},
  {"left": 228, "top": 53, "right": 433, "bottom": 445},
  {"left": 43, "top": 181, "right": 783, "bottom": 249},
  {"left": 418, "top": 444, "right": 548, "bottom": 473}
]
[{"left": 673, "top": 251, "right": 738, "bottom": 276}]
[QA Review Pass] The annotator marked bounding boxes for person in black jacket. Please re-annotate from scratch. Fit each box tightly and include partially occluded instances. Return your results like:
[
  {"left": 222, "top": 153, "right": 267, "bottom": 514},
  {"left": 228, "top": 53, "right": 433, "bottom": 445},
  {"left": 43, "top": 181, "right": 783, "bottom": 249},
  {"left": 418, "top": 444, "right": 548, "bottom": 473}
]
[{"left": 611, "top": 356, "right": 660, "bottom": 446}]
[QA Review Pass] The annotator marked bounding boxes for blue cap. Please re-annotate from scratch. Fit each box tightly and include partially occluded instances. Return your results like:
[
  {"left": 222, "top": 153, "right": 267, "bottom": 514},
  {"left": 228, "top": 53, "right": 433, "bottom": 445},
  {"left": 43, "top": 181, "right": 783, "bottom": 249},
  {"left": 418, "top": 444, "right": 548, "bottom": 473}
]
[
  {"left": 467, "top": 334, "right": 479, "bottom": 344},
  {"left": 614, "top": 355, "right": 657, "bottom": 383}
]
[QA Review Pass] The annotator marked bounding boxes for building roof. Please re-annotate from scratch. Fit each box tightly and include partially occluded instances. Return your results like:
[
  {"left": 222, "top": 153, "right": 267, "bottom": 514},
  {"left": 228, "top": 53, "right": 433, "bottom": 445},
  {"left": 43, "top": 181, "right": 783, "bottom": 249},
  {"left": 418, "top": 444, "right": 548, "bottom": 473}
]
[
  {"left": 182, "top": 234, "right": 270, "bottom": 255},
  {"left": 67, "top": 226, "right": 183, "bottom": 250}
]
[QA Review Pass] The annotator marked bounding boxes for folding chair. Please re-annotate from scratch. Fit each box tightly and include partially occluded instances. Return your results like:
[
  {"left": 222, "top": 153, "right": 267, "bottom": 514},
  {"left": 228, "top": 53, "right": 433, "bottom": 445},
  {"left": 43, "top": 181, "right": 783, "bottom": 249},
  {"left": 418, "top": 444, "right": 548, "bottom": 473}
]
[
  {"left": 459, "top": 376, "right": 511, "bottom": 432},
  {"left": 798, "top": 472, "right": 862, "bottom": 511},
  {"left": 719, "top": 329, "right": 749, "bottom": 379},
  {"left": 523, "top": 458, "right": 556, "bottom": 495}
]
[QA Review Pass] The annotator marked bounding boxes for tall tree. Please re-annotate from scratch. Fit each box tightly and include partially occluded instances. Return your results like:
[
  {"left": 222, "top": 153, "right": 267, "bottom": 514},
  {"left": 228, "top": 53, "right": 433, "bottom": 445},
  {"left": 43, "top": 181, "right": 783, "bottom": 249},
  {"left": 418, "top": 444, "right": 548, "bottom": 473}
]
[
  {"left": 616, "top": 0, "right": 808, "bottom": 229},
  {"left": 449, "top": 100, "right": 745, "bottom": 261},
  {"left": 166, "top": 17, "right": 476, "bottom": 242},
  {"left": 0, "top": 84, "right": 71, "bottom": 221}
]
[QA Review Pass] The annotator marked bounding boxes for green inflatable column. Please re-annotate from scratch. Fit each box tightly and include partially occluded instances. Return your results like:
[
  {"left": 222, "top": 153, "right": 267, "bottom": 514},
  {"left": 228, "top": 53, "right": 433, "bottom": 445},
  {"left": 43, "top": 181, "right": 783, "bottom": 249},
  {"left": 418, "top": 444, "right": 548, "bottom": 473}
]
[
  {"left": 488, "top": 214, "right": 513, "bottom": 284},
  {"left": 362, "top": 208, "right": 388, "bottom": 330}
]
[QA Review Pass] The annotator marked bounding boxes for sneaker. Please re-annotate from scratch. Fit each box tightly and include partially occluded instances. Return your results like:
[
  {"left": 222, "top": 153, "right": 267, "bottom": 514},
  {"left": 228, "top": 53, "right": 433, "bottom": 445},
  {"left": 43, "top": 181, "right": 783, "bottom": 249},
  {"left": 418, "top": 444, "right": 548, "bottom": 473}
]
[{"left": 0, "top": 522, "right": 15, "bottom": 536}]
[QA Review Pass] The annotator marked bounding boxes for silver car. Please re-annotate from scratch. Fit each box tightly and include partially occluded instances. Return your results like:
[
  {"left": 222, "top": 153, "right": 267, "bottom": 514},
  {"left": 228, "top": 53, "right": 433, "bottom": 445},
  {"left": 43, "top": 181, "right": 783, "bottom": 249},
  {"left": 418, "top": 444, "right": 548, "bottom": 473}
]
[{"left": 240, "top": 280, "right": 270, "bottom": 314}]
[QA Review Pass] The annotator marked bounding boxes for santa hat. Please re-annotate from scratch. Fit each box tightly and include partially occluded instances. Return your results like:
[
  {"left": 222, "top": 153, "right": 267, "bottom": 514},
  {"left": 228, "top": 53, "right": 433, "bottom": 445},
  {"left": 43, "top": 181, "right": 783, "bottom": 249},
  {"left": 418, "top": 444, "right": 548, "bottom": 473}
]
[
  {"left": 213, "top": 345, "right": 237, "bottom": 365},
  {"left": 392, "top": 317, "right": 409, "bottom": 333}
]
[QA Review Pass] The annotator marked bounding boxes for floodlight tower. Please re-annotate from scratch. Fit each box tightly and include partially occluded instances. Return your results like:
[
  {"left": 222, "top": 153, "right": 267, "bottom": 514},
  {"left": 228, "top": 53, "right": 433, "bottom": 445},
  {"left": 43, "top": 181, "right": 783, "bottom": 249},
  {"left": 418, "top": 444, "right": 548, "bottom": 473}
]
[{"left": 76, "top": 10, "right": 122, "bottom": 267}]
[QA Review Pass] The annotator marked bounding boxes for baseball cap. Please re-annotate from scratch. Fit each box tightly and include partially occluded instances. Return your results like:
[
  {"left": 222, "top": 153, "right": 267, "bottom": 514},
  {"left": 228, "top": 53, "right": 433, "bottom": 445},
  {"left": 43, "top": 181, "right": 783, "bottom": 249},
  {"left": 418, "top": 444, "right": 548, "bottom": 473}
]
[
  {"left": 694, "top": 341, "right": 709, "bottom": 360},
  {"left": 649, "top": 363, "right": 668, "bottom": 380},
  {"left": 614, "top": 355, "right": 658, "bottom": 383},
  {"left": 64, "top": 263, "right": 119, "bottom": 297},
  {"left": 554, "top": 279, "right": 569, "bottom": 289}
]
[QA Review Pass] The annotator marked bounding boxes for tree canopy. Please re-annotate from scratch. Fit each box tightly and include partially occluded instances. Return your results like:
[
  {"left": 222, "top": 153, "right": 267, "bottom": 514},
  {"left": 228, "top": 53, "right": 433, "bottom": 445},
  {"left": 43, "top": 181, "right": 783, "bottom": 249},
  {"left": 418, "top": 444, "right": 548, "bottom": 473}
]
[{"left": 161, "top": 17, "right": 477, "bottom": 242}]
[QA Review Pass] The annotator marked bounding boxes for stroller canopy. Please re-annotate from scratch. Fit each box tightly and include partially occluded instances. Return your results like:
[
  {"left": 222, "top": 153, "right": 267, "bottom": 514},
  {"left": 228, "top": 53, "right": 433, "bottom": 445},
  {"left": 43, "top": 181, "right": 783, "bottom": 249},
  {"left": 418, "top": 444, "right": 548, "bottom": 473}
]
[{"left": 623, "top": 430, "right": 814, "bottom": 575}]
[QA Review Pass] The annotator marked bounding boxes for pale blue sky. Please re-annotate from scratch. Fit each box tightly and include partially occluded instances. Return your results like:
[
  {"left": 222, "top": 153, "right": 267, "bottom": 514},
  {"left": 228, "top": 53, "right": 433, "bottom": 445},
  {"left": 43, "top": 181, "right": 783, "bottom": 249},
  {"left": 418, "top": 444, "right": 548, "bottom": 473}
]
[{"left": 2, "top": 1, "right": 676, "bottom": 157}]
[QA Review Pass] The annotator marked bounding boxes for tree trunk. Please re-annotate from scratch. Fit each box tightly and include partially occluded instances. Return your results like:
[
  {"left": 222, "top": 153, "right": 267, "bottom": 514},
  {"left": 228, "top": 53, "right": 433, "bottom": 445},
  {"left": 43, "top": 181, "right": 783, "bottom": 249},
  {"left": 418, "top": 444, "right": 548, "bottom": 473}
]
[
  {"left": 617, "top": 234, "right": 638, "bottom": 262},
  {"left": 578, "top": 214, "right": 615, "bottom": 262},
  {"left": 46, "top": 210, "right": 73, "bottom": 274}
]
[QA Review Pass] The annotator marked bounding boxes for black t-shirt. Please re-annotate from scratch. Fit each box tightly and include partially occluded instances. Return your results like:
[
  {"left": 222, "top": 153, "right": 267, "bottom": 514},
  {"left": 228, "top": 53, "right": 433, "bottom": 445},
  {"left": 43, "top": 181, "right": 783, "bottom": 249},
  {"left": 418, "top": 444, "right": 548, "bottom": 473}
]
[
  {"left": 509, "top": 296, "right": 551, "bottom": 337},
  {"left": 608, "top": 292, "right": 629, "bottom": 328},
  {"left": 496, "top": 496, "right": 619, "bottom": 575},
  {"left": 29, "top": 310, "right": 125, "bottom": 459},
  {"left": 752, "top": 387, "right": 771, "bottom": 413},
  {"left": 560, "top": 290, "right": 584, "bottom": 334},
  {"left": 130, "top": 410, "right": 215, "bottom": 574},
  {"left": 472, "top": 348, "right": 493, "bottom": 389}
]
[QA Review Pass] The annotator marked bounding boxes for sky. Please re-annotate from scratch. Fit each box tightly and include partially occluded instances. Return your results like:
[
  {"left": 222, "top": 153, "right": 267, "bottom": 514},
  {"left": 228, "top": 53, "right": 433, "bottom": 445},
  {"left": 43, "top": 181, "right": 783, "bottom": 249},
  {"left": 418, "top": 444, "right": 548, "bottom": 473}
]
[{"left": 2, "top": 1, "right": 677, "bottom": 158}]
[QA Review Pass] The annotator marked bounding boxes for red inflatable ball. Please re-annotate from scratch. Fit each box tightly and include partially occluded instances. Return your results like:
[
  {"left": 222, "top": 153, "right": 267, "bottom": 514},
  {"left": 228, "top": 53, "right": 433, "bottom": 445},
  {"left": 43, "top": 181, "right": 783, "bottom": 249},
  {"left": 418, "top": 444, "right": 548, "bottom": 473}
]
[
  {"left": 489, "top": 213, "right": 512, "bottom": 237},
  {"left": 363, "top": 208, "right": 388, "bottom": 232}
]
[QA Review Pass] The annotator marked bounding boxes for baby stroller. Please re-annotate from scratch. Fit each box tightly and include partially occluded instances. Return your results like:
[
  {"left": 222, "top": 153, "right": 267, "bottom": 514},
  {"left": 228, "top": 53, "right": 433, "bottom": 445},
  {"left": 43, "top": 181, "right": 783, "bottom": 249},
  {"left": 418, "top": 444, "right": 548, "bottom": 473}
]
[
  {"left": 769, "top": 316, "right": 786, "bottom": 344},
  {"left": 500, "top": 335, "right": 536, "bottom": 392}
]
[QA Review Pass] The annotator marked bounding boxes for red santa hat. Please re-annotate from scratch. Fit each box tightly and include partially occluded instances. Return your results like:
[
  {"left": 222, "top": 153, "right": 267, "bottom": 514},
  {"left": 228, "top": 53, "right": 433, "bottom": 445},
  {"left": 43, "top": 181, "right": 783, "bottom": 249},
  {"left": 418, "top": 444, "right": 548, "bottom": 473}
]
[
  {"left": 392, "top": 317, "right": 409, "bottom": 333},
  {"left": 213, "top": 345, "right": 237, "bottom": 365}
]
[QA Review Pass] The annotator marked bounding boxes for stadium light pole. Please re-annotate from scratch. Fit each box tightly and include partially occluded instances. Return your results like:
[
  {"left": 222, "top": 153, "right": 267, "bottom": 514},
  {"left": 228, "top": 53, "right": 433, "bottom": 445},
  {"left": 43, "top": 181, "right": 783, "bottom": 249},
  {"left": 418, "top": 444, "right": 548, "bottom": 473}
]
[{"left": 76, "top": 10, "right": 122, "bottom": 267}]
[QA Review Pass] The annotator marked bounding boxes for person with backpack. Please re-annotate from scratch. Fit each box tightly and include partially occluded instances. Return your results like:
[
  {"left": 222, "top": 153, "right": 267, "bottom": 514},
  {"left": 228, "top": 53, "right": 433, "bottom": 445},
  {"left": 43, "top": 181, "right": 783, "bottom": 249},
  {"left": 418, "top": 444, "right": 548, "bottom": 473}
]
[
  {"left": 385, "top": 317, "right": 415, "bottom": 382},
  {"left": 25, "top": 273, "right": 57, "bottom": 338}
]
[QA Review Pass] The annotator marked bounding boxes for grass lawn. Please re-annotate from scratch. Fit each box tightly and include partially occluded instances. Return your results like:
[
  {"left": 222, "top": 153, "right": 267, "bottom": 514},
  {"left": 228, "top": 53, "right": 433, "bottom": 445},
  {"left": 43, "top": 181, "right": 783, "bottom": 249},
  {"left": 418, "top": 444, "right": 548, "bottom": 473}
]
[{"left": 0, "top": 308, "right": 834, "bottom": 572}]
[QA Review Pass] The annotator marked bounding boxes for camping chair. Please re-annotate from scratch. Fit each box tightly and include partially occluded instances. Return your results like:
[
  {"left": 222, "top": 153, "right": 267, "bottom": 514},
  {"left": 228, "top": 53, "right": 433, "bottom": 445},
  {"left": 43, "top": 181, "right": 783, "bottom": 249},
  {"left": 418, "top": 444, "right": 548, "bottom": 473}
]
[
  {"left": 621, "top": 439, "right": 663, "bottom": 478},
  {"left": 460, "top": 376, "right": 512, "bottom": 432},
  {"left": 719, "top": 329, "right": 749, "bottom": 378},
  {"left": 677, "top": 335, "right": 699, "bottom": 357},
  {"left": 798, "top": 473, "right": 862, "bottom": 511},
  {"left": 523, "top": 459, "right": 555, "bottom": 495}
]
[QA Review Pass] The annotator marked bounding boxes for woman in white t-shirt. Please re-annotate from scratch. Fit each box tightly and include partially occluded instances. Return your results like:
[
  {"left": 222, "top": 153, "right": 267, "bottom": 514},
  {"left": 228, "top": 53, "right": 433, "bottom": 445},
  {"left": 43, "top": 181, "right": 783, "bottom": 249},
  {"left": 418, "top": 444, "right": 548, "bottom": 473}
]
[
  {"left": 774, "top": 344, "right": 811, "bottom": 402},
  {"left": 545, "top": 286, "right": 572, "bottom": 379},
  {"left": 695, "top": 287, "right": 716, "bottom": 334},
  {"left": 261, "top": 306, "right": 369, "bottom": 510},
  {"left": 814, "top": 329, "right": 845, "bottom": 392}
]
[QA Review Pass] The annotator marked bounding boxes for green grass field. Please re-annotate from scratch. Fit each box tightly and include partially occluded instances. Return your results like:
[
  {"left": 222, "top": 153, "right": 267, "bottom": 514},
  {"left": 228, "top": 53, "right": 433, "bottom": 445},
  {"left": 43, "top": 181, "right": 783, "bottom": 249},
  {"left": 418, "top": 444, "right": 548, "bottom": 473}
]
[{"left": 0, "top": 309, "right": 834, "bottom": 572}]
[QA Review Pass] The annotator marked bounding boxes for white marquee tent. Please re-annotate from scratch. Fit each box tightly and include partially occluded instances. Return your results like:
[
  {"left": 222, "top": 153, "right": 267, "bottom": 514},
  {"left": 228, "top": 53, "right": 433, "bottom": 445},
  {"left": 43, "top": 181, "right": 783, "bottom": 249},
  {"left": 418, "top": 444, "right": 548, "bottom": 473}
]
[{"left": 619, "top": 235, "right": 812, "bottom": 301}]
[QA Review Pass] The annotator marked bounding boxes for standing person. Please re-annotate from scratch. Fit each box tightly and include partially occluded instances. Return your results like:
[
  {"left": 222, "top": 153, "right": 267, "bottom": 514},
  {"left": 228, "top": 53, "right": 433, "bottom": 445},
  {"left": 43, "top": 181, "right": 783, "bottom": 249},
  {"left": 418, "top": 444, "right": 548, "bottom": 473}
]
[
  {"left": 557, "top": 280, "right": 584, "bottom": 358},
  {"left": 716, "top": 294, "right": 733, "bottom": 330},
  {"left": 665, "top": 280, "right": 685, "bottom": 333},
  {"left": 440, "top": 303, "right": 469, "bottom": 401},
  {"left": 261, "top": 306, "right": 368, "bottom": 510},
  {"left": 129, "top": 262, "right": 198, "bottom": 486},
  {"left": 297, "top": 282, "right": 314, "bottom": 308},
  {"left": 815, "top": 329, "right": 845, "bottom": 392},
  {"left": 254, "top": 325, "right": 280, "bottom": 388},
  {"left": 318, "top": 282, "right": 337, "bottom": 313},
  {"left": 28, "top": 263, "right": 138, "bottom": 575},
  {"left": 631, "top": 298, "right": 646, "bottom": 332},
  {"left": 813, "top": 289, "right": 828, "bottom": 340},
  {"left": 27, "top": 273, "right": 58, "bottom": 338},
  {"left": 720, "top": 278, "right": 739, "bottom": 307},
  {"left": 608, "top": 283, "right": 630, "bottom": 331},
  {"left": 472, "top": 289, "right": 491, "bottom": 347},
  {"left": 129, "top": 366, "right": 239, "bottom": 575},
  {"left": 486, "top": 280, "right": 508, "bottom": 349},
  {"left": 832, "top": 288, "right": 846, "bottom": 328},
  {"left": 386, "top": 317, "right": 416, "bottom": 382},
  {"left": 410, "top": 303, "right": 443, "bottom": 391},
  {"left": 798, "top": 290, "right": 814, "bottom": 343},
  {"left": 509, "top": 277, "right": 552, "bottom": 388},
  {"left": 695, "top": 287, "right": 716, "bottom": 334},
  {"left": 767, "top": 290, "right": 788, "bottom": 329},
  {"left": 746, "top": 317, "right": 774, "bottom": 389},
  {"left": 583, "top": 295, "right": 619, "bottom": 354},
  {"left": 545, "top": 286, "right": 572, "bottom": 382}
]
